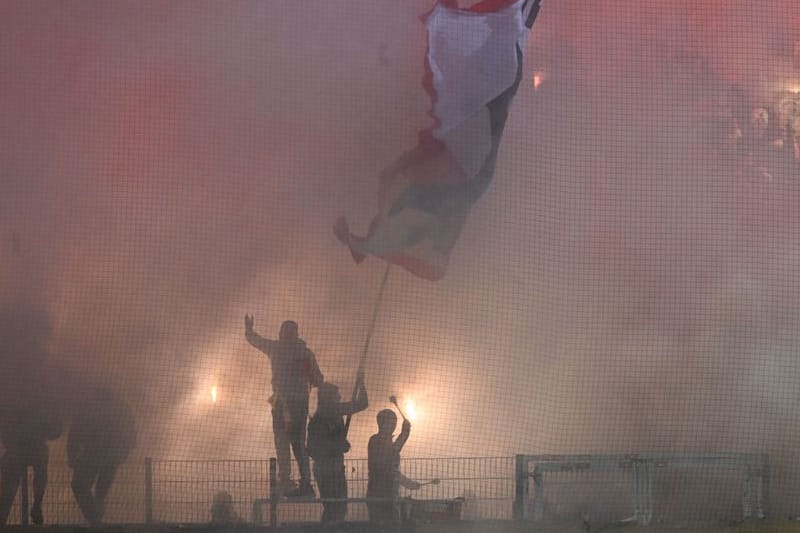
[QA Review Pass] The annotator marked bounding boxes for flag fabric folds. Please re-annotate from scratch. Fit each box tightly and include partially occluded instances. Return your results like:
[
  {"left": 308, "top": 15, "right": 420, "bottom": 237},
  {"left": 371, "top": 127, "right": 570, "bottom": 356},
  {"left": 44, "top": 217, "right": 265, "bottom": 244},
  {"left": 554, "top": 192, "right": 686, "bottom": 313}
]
[{"left": 335, "top": 0, "right": 540, "bottom": 280}]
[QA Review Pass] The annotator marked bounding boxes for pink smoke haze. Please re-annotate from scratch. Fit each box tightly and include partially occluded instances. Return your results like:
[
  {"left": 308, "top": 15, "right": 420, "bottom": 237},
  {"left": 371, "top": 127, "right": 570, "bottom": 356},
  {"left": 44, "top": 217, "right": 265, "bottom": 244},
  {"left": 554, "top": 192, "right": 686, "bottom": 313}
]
[{"left": 2, "top": 0, "right": 800, "bottom": 515}]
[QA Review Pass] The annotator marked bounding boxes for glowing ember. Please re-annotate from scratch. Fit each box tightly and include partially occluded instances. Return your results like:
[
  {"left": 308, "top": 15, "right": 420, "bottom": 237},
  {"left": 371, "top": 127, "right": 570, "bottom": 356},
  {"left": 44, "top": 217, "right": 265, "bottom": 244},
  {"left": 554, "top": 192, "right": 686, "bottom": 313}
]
[
  {"left": 533, "top": 71, "right": 544, "bottom": 89},
  {"left": 210, "top": 386, "right": 218, "bottom": 403}
]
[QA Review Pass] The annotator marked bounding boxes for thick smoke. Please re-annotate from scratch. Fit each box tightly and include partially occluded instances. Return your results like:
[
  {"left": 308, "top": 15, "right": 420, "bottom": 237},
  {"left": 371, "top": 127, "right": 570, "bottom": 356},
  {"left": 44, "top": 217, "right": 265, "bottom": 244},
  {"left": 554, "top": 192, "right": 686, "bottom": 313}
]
[{"left": 2, "top": 0, "right": 799, "bottom": 517}]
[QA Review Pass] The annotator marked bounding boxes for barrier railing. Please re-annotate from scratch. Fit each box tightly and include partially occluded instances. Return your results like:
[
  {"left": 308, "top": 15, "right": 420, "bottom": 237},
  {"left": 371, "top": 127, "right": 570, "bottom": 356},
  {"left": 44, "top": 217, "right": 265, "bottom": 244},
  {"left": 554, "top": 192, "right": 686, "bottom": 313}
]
[
  {"left": 148, "top": 458, "right": 271, "bottom": 524},
  {"left": 513, "top": 453, "right": 769, "bottom": 526},
  {"left": 4, "top": 453, "right": 769, "bottom": 527},
  {"left": 5, "top": 462, "right": 145, "bottom": 526},
  {"left": 251, "top": 456, "right": 514, "bottom": 526}
]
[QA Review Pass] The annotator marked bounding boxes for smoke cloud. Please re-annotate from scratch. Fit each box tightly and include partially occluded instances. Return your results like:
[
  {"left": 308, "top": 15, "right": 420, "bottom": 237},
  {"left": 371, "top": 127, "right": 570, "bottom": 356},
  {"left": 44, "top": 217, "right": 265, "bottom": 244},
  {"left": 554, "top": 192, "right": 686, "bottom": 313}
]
[{"left": 2, "top": 0, "right": 799, "bottom": 516}]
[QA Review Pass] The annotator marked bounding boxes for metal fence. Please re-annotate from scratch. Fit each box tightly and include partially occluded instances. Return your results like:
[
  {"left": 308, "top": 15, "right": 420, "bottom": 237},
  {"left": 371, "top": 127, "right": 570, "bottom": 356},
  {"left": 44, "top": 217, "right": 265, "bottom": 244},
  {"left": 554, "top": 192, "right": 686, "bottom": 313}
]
[
  {"left": 5, "top": 453, "right": 769, "bottom": 527},
  {"left": 149, "top": 459, "right": 271, "bottom": 524},
  {"left": 513, "top": 453, "right": 769, "bottom": 526},
  {"left": 5, "top": 462, "right": 145, "bottom": 526},
  {"left": 153, "top": 456, "right": 514, "bottom": 525},
  {"left": 259, "top": 456, "right": 515, "bottom": 525},
  {"left": 6, "top": 456, "right": 513, "bottom": 526}
]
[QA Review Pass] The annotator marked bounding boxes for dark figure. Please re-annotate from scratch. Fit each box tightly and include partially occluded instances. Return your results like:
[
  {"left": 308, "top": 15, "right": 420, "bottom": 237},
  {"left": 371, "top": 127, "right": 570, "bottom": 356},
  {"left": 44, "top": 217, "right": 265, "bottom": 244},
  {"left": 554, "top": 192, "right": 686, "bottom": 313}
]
[
  {"left": 210, "top": 490, "right": 240, "bottom": 524},
  {"left": 245, "top": 317, "right": 323, "bottom": 497},
  {"left": 367, "top": 410, "right": 419, "bottom": 524},
  {"left": 307, "top": 375, "right": 368, "bottom": 524},
  {"left": 68, "top": 388, "right": 136, "bottom": 526},
  {"left": 0, "top": 400, "right": 62, "bottom": 526}
]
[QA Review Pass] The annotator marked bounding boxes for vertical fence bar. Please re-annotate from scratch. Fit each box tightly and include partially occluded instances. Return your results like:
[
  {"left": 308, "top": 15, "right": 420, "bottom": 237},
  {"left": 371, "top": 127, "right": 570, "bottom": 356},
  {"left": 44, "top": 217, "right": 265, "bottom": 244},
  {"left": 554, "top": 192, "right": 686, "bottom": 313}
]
[
  {"left": 742, "top": 461, "right": 753, "bottom": 520},
  {"left": 20, "top": 466, "right": 29, "bottom": 526},
  {"left": 759, "top": 453, "right": 769, "bottom": 520},
  {"left": 513, "top": 455, "right": 528, "bottom": 521},
  {"left": 633, "top": 461, "right": 641, "bottom": 523},
  {"left": 633, "top": 459, "right": 653, "bottom": 525},
  {"left": 532, "top": 465, "right": 543, "bottom": 521},
  {"left": 269, "top": 458, "right": 277, "bottom": 529},
  {"left": 644, "top": 461, "right": 656, "bottom": 525},
  {"left": 144, "top": 457, "right": 153, "bottom": 524}
]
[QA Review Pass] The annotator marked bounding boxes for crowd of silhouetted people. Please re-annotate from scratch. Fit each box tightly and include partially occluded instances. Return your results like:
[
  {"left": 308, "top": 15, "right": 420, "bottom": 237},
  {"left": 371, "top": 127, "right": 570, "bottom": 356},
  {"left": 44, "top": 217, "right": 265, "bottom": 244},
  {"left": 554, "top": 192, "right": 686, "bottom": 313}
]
[
  {"left": 1, "top": 311, "right": 424, "bottom": 528},
  {"left": 0, "top": 307, "right": 137, "bottom": 527},
  {"left": 678, "top": 48, "right": 800, "bottom": 182},
  {"left": 245, "top": 317, "right": 428, "bottom": 528},
  {"left": 708, "top": 92, "right": 800, "bottom": 182}
]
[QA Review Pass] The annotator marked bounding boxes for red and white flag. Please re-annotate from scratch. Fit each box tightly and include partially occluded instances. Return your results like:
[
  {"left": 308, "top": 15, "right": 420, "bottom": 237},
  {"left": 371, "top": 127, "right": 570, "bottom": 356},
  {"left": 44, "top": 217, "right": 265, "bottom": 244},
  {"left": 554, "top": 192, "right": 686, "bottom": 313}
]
[{"left": 336, "top": 0, "right": 542, "bottom": 280}]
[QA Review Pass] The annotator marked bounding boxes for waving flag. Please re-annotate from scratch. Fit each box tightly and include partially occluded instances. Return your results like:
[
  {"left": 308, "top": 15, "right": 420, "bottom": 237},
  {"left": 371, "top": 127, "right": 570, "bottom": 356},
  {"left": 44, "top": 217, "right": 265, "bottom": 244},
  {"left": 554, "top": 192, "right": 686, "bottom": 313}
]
[{"left": 336, "top": 0, "right": 542, "bottom": 280}]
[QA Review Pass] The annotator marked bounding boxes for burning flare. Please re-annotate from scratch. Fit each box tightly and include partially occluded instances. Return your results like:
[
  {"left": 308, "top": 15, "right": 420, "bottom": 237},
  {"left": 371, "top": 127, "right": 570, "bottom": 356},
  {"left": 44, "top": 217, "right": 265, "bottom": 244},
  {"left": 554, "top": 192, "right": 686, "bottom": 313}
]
[
  {"left": 533, "top": 71, "right": 545, "bottom": 89},
  {"left": 404, "top": 399, "right": 419, "bottom": 422}
]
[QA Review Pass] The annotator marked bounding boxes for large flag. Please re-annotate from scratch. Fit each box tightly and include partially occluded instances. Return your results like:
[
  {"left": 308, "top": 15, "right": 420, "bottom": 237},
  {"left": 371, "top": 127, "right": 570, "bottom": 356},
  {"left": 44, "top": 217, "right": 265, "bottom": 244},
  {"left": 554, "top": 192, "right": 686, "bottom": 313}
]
[{"left": 335, "top": 0, "right": 542, "bottom": 280}]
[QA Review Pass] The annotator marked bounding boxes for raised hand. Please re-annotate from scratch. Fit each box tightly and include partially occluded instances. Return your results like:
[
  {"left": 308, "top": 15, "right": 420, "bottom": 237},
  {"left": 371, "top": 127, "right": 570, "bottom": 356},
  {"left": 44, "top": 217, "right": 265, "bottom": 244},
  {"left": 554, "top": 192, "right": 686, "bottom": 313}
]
[{"left": 244, "top": 315, "right": 254, "bottom": 334}]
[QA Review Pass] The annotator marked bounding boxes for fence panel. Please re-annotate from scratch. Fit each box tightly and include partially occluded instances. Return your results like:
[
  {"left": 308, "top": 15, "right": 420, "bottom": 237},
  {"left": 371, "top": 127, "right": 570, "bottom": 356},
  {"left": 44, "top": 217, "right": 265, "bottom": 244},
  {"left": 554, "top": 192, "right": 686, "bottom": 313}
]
[
  {"left": 515, "top": 453, "right": 769, "bottom": 527},
  {"left": 4, "top": 462, "right": 145, "bottom": 526},
  {"left": 150, "top": 459, "right": 269, "bottom": 524},
  {"left": 261, "top": 456, "right": 514, "bottom": 525}
]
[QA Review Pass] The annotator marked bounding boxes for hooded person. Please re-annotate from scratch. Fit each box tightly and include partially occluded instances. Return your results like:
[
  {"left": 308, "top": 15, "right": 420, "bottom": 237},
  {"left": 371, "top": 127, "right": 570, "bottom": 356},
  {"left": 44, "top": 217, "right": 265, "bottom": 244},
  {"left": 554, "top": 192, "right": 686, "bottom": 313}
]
[
  {"left": 307, "top": 376, "right": 368, "bottom": 524},
  {"left": 244, "top": 317, "right": 323, "bottom": 498}
]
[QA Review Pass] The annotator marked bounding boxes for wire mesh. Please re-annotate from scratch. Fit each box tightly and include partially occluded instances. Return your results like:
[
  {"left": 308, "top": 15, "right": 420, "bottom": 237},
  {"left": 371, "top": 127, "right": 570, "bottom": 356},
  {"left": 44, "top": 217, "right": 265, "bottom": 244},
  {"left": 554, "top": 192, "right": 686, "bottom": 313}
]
[
  {"left": 520, "top": 454, "right": 768, "bottom": 527},
  {"left": 207, "top": 456, "right": 512, "bottom": 524},
  {"left": 3, "top": 1, "right": 800, "bottom": 529},
  {"left": 4, "top": 462, "right": 144, "bottom": 526},
  {"left": 151, "top": 459, "right": 269, "bottom": 524}
]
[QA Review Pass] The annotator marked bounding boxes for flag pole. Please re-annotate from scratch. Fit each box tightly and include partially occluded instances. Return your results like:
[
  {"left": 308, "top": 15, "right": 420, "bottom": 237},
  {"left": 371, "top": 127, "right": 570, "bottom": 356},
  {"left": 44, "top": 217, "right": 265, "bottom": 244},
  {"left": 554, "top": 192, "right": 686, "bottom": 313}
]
[{"left": 344, "top": 262, "right": 392, "bottom": 436}]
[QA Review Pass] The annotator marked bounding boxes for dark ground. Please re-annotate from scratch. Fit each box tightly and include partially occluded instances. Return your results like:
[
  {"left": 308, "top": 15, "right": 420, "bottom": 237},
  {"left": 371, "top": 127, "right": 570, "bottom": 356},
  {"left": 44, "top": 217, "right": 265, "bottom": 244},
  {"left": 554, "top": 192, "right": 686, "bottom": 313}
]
[{"left": 3, "top": 520, "right": 800, "bottom": 533}]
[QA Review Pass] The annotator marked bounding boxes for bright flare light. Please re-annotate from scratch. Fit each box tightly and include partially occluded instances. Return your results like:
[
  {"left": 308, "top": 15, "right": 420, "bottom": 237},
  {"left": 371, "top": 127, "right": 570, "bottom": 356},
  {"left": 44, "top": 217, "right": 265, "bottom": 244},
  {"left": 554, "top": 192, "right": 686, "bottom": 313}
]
[
  {"left": 210, "top": 386, "right": 218, "bottom": 404},
  {"left": 404, "top": 399, "right": 419, "bottom": 422},
  {"left": 533, "top": 71, "right": 544, "bottom": 89}
]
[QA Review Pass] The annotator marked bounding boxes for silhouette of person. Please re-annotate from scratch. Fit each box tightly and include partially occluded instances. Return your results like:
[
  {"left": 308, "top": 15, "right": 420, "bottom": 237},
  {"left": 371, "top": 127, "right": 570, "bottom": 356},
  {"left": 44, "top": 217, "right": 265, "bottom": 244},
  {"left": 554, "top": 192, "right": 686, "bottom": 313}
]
[
  {"left": 244, "top": 317, "right": 323, "bottom": 498},
  {"left": 0, "top": 306, "right": 60, "bottom": 526},
  {"left": 307, "top": 375, "right": 368, "bottom": 523},
  {"left": 0, "top": 398, "right": 62, "bottom": 526},
  {"left": 367, "top": 409, "right": 419, "bottom": 524},
  {"left": 210, "top": 491, "right": 240, "bottom": 524},
  {"left": 67, "top": 387, "right": 136, "bottom": 526}
]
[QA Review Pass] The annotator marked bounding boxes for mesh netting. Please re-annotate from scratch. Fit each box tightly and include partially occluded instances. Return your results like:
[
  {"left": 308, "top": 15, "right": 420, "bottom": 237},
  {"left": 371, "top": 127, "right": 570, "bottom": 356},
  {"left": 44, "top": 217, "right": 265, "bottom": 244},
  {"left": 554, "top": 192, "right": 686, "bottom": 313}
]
[{"left": 1, "top": 0, "right": 799, "bottom": 528}]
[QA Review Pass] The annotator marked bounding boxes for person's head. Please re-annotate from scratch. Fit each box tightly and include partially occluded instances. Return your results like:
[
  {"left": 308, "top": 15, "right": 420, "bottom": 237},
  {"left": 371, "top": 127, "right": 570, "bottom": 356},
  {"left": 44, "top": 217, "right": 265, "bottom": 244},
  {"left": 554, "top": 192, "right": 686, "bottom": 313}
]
[
  {"left": 376, "top": 409, "right": 398, "bottom": 434},
  {"left": 279, "top": 320, "right": 299, "bottom": 341},
  {"left": 316, "top": 382, "right": 341, "bottom": 412},
  {"left": 213, "top": 491, "right": 233, "bottom": 507},
  {"left": 211, "top": 491, "right": 236, "bottom": 523}
]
